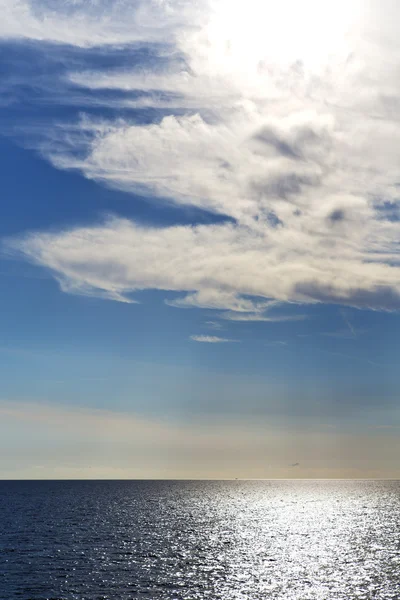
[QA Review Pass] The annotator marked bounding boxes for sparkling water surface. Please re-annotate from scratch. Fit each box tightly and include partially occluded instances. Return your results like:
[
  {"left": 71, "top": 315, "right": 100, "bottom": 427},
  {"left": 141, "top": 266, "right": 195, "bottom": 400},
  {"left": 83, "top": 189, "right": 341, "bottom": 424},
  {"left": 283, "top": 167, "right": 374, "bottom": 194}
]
[{"left": 1, "top": 480, "right": 400, "bottom": 599}]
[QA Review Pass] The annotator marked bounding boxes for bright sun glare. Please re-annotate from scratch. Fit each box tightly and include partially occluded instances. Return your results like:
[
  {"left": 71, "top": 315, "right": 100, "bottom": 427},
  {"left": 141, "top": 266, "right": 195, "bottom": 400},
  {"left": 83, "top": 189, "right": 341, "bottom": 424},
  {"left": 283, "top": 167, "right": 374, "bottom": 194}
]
[{"left": 201, "top": 0, "right": 361, "bottom": 83}]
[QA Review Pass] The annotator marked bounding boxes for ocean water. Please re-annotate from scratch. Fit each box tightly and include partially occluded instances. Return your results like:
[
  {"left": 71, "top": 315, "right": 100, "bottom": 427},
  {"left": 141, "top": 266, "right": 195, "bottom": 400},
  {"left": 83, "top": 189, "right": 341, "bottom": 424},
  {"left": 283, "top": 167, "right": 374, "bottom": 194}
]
[{"left": 1, "top": 480, "right": 400, "bottom": 599}]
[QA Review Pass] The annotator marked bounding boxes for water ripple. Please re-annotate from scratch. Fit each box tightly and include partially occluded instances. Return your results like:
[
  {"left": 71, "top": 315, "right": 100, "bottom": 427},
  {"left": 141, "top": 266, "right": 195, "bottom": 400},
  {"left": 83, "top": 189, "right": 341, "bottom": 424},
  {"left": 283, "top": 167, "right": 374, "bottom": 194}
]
[{"left": 1, "top": 480, "right": 400, "bottom": 599}]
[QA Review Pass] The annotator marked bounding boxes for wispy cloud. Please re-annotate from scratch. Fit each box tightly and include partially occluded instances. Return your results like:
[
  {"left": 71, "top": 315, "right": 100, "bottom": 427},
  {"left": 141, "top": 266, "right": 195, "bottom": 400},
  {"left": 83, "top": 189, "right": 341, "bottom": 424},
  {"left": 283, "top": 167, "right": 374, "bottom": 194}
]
[
  {"left": 3, "top": 0, "right": 400, "bottom": 313},
  {"left": 190, "top": 335, "right": 238, "bottom": 343},
  {"left": 0, "top": 0, "right": 192, "bottom": 47},
  {"left": 321, "top": 330, "right": 360, "bottom": 340},
  {"left": 317, "top": 311, "right": 365, "bottom": 339},
  {"left": 221, "top": 312, "right": 307, "bottom": 322},
  {"left": 340, "top": 310, "right": 357, "bottom": 338},
  {"left": 205, "top": 321, "right": 223, "bottom": 330}
]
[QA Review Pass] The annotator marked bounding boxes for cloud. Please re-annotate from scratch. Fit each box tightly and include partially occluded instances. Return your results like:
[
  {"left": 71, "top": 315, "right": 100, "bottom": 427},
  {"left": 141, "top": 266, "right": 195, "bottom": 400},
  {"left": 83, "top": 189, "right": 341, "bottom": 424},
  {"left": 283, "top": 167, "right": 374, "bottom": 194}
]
[
  {"left": 220, "top": 312, "right": 307, "bottom": 322},
  {"left": 205, "top": 321, "right": 223, "bottom": 330},
  {"left": 167, "top": 291, "right": 276, "bottom": 313},
  {"left": 3, "top": 0, "right": 400, "bottom": 313},
  {"left": 6, "top": 214, "right": 400, "bottom": 313},
  {"left": 190, "top": 335, "right": 238, "bottom": 343},
  {"left": 321, "top": 330, "right": 359, "bottom": 340},
  {"left": 294, "top": 282, "right": 400, "bottom": 312},
  {"left": 45, "top": 111, "right": 336, "bottom": 223},
  {"left": 0, "top": 0, "right": 197, "bottom": 47}
]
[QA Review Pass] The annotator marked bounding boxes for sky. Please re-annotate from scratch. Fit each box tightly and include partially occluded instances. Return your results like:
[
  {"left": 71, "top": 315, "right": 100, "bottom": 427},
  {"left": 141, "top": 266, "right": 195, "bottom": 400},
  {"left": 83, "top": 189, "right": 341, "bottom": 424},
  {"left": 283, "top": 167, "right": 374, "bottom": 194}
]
[{"left": 1, "top": 0, "right": 400, "bottom": 479}]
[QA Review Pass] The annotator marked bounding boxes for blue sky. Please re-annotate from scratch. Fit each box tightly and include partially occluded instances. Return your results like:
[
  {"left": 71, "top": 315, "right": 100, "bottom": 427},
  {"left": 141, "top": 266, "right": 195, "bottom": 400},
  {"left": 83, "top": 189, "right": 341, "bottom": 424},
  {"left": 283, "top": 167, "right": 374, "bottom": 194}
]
[{"left": 1, "top": 0, "right": 400, "bottom": 478}]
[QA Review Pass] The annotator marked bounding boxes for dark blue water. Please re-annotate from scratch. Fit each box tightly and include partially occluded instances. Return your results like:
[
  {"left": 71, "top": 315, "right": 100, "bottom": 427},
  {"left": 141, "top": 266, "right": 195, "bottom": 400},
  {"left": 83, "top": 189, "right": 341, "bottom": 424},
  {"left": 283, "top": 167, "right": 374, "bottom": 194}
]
[{"left": 1, "top": 480, "right": 400, "bottom": 599}]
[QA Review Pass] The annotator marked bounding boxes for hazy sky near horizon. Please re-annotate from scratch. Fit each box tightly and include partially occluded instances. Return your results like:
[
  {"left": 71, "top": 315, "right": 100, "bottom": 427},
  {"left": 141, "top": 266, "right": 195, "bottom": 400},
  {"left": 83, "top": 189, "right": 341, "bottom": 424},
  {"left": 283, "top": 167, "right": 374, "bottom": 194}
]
[{"left": 1, "top": 0, "right": 400, "bottom": 479}]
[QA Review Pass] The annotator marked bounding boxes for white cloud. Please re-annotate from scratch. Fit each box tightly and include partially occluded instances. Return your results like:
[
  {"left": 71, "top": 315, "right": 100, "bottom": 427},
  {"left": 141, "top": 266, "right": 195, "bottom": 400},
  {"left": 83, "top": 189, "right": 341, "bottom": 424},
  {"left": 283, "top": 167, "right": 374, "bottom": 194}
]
[
  {"left": 7, "top": 213, "right": 400, "bottom": 312},
  {"left": 190, "top": 335, "right": 237, "bottom": 343},
  {"left": 220, "top": 312, "right": 307, "bottom": 322},
  {"left": 4, "top": 0, "right": 400, "bottom": 312},
  {"left": 205, "top": 321, "right": 222, "bottom": 330},
  {"left": 167, "top": 291, "right": 276, "bottom": 313},
  {"left": 0, "top": 0, "right": 199, "bottom": 47}
]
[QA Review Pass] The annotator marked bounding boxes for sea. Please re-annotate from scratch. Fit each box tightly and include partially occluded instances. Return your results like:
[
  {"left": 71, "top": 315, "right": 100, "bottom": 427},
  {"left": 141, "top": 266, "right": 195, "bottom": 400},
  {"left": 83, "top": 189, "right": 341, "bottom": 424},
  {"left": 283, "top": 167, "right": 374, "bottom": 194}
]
[{"left": 1, "top": 480, "right": 400, "bottom": 599}]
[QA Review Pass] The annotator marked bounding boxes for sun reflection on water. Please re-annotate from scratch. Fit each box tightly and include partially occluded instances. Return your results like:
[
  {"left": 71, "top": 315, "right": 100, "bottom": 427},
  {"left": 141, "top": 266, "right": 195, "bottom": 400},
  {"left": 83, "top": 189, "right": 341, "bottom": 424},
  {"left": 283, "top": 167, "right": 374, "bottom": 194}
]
[
  {"left": 176, "top": 480, "right": 400, "bottom": 599},
  {"left": 2, "top": 480, "right": 400, "bottom": 599}
]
